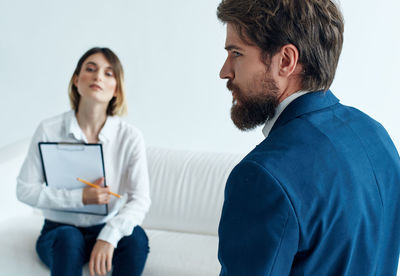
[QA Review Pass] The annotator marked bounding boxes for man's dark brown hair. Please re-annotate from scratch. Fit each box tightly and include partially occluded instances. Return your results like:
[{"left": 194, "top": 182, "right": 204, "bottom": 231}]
[{"left": 217, "top": 0, "right": 344, "bottom": 91}]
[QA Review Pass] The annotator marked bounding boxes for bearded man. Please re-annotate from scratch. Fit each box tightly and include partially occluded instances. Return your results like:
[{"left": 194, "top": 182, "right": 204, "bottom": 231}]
[{"left": 216, "top": 0, "right": 400, "bottom": 275}]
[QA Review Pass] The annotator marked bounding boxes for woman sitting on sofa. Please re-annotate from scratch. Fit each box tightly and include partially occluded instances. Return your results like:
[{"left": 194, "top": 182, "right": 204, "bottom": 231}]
[{"left": 16, "top": 47, "right": 151, "bottom": 276}]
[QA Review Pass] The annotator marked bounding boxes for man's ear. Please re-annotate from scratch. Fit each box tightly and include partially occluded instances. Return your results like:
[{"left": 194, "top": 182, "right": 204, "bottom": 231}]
[{"left": 278, "top": 44, "right": 299, "bottom": 77}]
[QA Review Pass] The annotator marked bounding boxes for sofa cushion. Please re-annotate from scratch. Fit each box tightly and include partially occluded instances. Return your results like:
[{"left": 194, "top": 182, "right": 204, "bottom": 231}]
[
  {"left": 0, "top": 215, "right": 49, "bottom": 275},
  {"left": 143, "top": 147, "right": 243, "bottom": 236},
  {"left": 0, "top": 215, "right": 112, "bottom": 275},
  {"left": 0, "top": 214, "right": 219, "bottom": 275},
  {"left": 145, "top": 229, "right": 219, "bottom": 275}
]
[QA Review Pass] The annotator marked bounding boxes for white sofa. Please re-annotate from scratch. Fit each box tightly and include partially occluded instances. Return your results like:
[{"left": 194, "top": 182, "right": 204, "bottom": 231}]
[
  {"left": 2, "top": 140, "right": 399, "bottom": 275},
  {"left": 0, "top": 139, "right": 243, "bottom": 276}
]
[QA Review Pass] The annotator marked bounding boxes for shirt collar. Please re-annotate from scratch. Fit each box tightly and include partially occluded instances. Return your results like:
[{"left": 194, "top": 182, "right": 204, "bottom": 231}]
[
  {"left": 65, "top": 110, "right": 118, "bottom": 143},
  {"left": 65, "top": 111, "right": 84, "bottom": 141},
  {"left": 98, "top": 116, "right": 118, "bottom": 142},
  {"left": 262, "top": 91, "right": 310, "bottom": 138}
]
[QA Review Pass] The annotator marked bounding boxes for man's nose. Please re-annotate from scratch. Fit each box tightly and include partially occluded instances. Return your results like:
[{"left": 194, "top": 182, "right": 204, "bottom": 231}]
[{"left": 220, "top": 58, "right": 234, "bottom": 80}]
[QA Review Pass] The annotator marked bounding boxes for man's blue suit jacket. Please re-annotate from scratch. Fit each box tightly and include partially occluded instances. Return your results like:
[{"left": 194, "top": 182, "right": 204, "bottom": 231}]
[{"left": 218, "top": 91, "right": 400, "bottom": 275}]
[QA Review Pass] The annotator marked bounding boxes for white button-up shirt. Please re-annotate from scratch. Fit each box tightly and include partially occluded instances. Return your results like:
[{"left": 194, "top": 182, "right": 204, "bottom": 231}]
[
  {"left": 262, "top": 91, "right": 310, "bottom": 137},
  {"left": 17, "top": 110, "right": 151, "bottom": 247}
]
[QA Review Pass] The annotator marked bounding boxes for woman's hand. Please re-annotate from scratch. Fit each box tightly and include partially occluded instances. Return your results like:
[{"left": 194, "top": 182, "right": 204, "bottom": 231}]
[
  {"left": 89, "top": 239, "right": 114, "bottom": 276},
  {"left": 82, "top": 177, "right": 110, "bottom": 205}
]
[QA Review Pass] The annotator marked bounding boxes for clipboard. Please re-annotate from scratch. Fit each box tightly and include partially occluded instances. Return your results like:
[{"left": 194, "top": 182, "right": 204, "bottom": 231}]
[{"left": 38, "top": 142, "right": 108, "bottom": 216}]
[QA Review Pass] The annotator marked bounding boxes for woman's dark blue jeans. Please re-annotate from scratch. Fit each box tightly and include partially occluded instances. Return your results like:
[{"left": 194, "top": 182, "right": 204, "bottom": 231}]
[{"left": 36, "top": 220, "right": 149, "bottom": 276}]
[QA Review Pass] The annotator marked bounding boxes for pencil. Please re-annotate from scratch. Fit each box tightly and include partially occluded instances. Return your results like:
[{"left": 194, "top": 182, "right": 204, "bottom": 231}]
[{"left": 77, "top": 177, "right": 121, "bottom": 198}]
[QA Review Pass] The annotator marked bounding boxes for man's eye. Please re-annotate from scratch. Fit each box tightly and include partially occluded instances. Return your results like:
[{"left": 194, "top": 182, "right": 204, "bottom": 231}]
[{"left": 233, "top": 51, "right": 242, "bottom": 57}]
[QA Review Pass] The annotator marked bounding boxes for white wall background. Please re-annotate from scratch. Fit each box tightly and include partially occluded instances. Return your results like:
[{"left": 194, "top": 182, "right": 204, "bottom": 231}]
[{"left": 1, "top": 0, "right": 399, "bottom": 154}]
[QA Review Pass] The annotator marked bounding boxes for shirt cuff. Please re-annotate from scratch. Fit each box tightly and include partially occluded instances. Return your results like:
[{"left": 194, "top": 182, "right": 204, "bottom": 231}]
[
  {"left": 68, "top": 188, "right": 85, "bottom": 208},
  {"left": 97, "top": 224, "right": 123, "bottom": 248}
]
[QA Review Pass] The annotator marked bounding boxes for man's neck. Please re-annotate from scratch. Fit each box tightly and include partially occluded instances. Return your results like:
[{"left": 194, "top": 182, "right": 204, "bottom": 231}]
[
  {"left": 278, "top": 83, "right": 303, "bottom": 103},
  {"left": 262, "top": 90, "right": 310, "bottom": 137}
]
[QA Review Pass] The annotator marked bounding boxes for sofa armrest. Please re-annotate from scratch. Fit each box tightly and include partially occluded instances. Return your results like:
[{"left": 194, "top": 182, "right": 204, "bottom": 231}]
[{"left": 0, "top": 138, "right": 33, "bottom": 223}]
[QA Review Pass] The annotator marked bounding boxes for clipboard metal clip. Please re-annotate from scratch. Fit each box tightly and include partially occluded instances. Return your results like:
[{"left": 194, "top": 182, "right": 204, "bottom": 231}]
[{"left": 56, "top": 143, "right": 85, "bottom": 151}]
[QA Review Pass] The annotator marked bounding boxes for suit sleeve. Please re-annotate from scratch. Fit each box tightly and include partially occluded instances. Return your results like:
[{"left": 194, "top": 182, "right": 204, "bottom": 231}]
[{"left": 218, "top": 160, "right": 299, "bottom": 276}]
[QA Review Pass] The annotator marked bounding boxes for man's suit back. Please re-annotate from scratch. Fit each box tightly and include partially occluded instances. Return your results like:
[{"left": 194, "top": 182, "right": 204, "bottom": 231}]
[{"left": 218, "top": 91, "right": 400, "bottom": 275}]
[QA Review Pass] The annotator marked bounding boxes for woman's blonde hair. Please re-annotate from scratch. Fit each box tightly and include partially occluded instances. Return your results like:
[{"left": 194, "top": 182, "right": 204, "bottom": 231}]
[{"left": 68, "top": 47, "right": 127, "bottom": 116}]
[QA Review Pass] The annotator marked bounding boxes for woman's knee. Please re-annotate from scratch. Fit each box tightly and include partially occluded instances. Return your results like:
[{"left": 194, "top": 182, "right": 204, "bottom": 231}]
[
  {"left": 36, "top": 225, "right": 85, "bottom": 268},
  {"left": 118, "top": 226, "right": 149, "bottom": 252},
  {"left": 112, "top": 226, "right": 149, "bottom": 275},
  {"left": 52, "top": 226, "right": 85, "bottom": 251},
  {"left": 130, "top": 226, "right": 149, "bottom": 250}
]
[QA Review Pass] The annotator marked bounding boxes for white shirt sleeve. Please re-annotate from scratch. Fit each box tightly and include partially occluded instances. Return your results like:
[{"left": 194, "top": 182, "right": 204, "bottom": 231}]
[
  {"left": 16, "top": 123, "right": 85, "bottom": 209},
  {"left": 97, "top": 131, "right": 151, "bottom": 247}
]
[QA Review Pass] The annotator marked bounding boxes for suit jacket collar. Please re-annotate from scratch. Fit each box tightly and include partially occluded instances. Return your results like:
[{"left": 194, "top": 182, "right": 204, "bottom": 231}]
[{"left": 270, "top": 90, "right": 340, "bottom": 134}]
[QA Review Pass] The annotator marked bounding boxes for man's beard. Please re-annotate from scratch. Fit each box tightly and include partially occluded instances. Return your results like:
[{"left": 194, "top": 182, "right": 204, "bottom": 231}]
[{"left": 227, "top": 73, "right": 280, "bottom": 131}]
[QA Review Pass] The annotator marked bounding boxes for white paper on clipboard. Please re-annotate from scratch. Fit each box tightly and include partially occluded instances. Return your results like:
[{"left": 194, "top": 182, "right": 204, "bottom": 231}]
[{"left": 38, "top": 142, "right": 108, "bottom": 215}]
